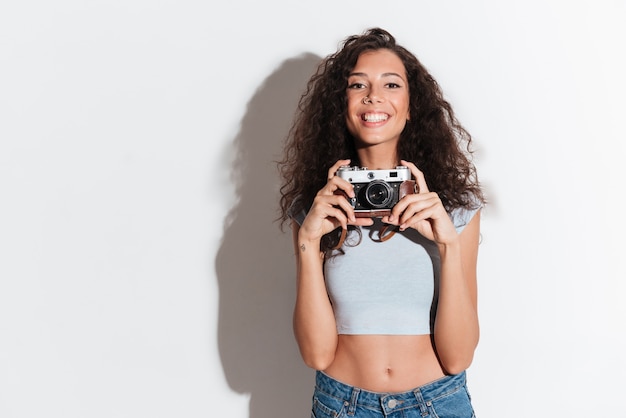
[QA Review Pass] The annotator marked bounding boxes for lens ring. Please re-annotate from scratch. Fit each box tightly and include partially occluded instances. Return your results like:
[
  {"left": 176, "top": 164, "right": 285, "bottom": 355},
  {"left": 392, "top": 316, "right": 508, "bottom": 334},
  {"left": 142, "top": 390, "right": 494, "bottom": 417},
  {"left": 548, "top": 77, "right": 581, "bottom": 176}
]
[{"left": 364, "top": 180, "right": 393, "bottom": 208}]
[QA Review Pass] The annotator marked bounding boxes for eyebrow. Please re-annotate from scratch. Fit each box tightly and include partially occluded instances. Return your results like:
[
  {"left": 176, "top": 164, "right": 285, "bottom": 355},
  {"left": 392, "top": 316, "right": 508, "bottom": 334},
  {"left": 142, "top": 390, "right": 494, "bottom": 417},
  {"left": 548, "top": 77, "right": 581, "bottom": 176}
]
[{"left": 349, "top": 72, "right": 406, "bottom": 80}]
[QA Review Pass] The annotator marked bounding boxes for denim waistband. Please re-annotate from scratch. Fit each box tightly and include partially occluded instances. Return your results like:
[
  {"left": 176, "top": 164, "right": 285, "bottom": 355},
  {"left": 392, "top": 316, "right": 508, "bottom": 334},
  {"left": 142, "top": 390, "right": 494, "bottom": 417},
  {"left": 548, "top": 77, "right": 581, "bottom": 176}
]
[{"left": 315, "top": 370, "right": 467, "bottom": 415}]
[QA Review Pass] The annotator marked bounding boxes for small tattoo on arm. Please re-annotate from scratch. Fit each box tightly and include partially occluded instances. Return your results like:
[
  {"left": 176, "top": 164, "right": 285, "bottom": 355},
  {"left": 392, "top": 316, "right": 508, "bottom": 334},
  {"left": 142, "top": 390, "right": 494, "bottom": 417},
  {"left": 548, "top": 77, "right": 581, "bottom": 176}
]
[{"left": 300, "top": 243, "right": 306, "bottom": 252}]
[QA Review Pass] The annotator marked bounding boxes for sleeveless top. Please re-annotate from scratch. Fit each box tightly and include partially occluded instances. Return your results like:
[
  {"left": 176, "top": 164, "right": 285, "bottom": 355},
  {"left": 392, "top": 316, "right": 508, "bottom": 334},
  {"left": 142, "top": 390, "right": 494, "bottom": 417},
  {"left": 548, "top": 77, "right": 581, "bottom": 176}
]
[{"left": 290, "top": 202, "right": 480, "bottom": 335}]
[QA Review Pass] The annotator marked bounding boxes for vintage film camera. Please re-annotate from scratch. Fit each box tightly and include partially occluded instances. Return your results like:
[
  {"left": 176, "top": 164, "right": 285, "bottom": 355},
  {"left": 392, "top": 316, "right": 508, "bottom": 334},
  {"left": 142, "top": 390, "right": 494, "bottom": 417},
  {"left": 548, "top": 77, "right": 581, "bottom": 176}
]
[{"left": 335, "top": 165, "right": 417, "bottom": 217}]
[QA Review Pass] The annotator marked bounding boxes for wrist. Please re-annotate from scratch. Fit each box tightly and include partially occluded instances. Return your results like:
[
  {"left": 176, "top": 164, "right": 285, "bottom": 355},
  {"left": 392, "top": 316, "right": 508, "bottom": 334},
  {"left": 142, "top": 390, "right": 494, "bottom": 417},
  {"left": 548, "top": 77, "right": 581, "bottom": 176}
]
[
  {"left": 297, "top": 233, "right": 323, "bottom": 254},
  {"left": 297, "top": 231, "right": 321, "bottom": 245},
  {"left": 437, "top": 236, "right": 461, "bottom": 255}
]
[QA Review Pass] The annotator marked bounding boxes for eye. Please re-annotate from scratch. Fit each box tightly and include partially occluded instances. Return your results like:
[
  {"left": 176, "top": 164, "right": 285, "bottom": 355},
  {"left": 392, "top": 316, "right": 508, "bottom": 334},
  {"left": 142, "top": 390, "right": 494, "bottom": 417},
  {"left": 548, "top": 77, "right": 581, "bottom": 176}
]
[
  {"left": 386, "top": 82, "right": 402, "bottom": 89},
  {"left": 348, "top": 82, "right": 367, "bottom": 90}
]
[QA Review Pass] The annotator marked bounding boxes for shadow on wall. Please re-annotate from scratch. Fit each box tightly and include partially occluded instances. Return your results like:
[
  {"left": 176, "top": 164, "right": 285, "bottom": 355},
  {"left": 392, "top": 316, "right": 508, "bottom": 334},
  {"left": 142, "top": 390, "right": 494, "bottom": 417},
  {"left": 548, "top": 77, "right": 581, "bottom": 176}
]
[{"left": 215, "top": 53, "right": 322, "bottom": 418}]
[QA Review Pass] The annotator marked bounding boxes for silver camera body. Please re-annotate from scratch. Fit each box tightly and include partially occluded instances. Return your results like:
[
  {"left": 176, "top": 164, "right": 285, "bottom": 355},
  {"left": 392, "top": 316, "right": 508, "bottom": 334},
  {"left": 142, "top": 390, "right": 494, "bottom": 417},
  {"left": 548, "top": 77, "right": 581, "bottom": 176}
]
[{"left": 336, "top": 165, "right": 414, "bottom": 217}]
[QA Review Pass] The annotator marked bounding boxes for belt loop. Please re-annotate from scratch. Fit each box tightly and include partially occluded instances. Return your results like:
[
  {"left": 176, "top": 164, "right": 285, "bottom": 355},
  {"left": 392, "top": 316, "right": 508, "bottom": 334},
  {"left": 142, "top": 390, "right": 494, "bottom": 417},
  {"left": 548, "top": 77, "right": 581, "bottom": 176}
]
[
  {"left": 413, "top": 388, "right": 428, "bottom": 417},
  {"left": 347, "top": 387, "right": 360, "bottom": 416}
]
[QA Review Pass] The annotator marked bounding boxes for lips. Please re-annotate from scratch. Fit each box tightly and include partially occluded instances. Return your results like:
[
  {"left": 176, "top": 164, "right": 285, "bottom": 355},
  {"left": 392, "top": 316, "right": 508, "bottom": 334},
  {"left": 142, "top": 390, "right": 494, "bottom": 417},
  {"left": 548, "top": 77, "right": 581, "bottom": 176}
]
[{"left": 361, "top": 112, "right": 389, "bottom": 123}]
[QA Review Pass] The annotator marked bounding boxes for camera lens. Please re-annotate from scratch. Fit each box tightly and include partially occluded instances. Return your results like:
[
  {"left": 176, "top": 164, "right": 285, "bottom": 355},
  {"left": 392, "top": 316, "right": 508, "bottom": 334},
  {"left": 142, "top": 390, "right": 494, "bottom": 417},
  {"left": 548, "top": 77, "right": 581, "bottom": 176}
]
[{"left": 364, "top": 180, "right": 393, "bottom": 208}]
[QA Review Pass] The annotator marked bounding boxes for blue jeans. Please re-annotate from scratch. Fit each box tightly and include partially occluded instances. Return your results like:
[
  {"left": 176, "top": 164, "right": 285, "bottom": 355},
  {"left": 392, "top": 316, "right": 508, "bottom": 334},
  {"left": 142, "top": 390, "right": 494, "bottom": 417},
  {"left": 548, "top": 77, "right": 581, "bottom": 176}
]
[{"left": 312, "top": 370, "right": 475, "bottom": 418}]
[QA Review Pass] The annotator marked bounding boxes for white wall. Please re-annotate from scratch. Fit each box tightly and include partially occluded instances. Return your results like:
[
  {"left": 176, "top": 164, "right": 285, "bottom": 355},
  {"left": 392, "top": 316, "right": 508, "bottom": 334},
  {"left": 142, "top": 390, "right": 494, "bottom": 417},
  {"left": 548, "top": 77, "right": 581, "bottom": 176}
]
[{"left": 1, "top": 1, "right": 624, "bottom": 417}]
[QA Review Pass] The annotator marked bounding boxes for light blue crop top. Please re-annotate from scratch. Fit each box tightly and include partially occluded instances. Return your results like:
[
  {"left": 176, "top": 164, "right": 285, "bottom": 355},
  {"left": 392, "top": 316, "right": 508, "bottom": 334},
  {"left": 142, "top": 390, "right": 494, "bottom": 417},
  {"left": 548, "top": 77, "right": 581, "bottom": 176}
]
[{"left": 291, "top": 203, "right": 480, "bottom": 335}]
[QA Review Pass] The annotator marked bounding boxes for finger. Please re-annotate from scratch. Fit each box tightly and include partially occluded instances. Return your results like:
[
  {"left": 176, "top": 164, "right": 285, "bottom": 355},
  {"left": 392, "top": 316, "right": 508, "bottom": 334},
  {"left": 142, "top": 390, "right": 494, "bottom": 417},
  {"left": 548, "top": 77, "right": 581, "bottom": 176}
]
[
  {"left": 389, "top": 192, "right": 439, "bottom": 224},
  {"left": 325, "top": 160, "right": 355, "bottom": 197},
  {"left": 328, "top": 207, "right": 351, "bottom": 230},
  {"left": 400, "top": 160, "right": 429, "bottom": 194},
  {"left": 398, "top": 194, "right": 449, "bottom": 231},
  {"left": 388, "top": 193, "right": 426, "bottom": 223},
  {"left": 309, "top": 201, "right": 350, "bottom": 229},
  {"left": 380, "top": 214, "right": 398, "bottom": 226},
  {"left": 327, "top": 159, "right": 351, "bottom": 181},
  {"left": 399, "top": 194, "right": 441, "bottom": 221},
  {"left": 332, "top": 196, "right": 357, "bottom": 223},
  {"left": 323, "top": 176, "right": 355, "bottom": 198},
  {"left": 399, "top": 206, "right": 436, "bottom": 230},
  {"left": 314, "top": 194, "right": 358, "bottom": 222}
]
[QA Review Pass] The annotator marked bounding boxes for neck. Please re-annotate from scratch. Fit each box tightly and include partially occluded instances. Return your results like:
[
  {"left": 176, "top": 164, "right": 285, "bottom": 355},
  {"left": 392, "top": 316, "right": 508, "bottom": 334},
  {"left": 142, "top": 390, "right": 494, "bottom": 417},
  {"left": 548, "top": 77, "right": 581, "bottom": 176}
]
[{"left": 356, "top": 144, "right": 399, "bottom": 169}]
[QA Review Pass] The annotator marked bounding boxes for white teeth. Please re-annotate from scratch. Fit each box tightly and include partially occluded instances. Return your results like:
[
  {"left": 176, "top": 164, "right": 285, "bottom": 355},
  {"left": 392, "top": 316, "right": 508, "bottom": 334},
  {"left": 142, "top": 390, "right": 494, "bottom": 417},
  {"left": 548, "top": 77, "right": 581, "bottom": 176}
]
[{"left": 363, "top": 113, "right": 388, "bottom": 122}]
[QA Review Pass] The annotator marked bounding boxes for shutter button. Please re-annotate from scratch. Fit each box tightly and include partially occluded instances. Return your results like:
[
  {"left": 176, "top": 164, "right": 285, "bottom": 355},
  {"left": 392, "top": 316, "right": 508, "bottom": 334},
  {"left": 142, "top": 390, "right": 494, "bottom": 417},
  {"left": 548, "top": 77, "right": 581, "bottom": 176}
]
[{"left": 388, "top": 399, "right": 397, "bottom": 409}]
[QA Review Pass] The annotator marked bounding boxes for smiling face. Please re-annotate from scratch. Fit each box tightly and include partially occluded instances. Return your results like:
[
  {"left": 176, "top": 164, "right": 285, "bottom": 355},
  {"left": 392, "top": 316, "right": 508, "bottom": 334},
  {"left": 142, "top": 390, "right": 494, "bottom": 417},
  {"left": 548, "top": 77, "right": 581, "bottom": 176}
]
[{"left": 345, "top": 49, "right": 410, "bottom": 158}]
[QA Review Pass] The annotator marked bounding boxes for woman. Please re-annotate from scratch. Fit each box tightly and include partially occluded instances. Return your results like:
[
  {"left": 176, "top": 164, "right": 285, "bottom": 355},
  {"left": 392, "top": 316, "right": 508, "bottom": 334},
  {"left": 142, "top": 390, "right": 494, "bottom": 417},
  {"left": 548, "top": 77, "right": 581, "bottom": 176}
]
[{"left": 278, "top": 28, "right": 485, "bottom": 417}]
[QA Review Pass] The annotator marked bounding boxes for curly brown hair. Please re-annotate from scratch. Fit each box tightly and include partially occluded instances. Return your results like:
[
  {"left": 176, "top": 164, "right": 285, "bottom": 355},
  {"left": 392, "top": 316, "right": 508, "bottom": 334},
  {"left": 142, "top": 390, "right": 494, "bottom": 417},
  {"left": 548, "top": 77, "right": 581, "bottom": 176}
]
[{"left": 278, "top": 28, "right": 484, "bottom": 253}]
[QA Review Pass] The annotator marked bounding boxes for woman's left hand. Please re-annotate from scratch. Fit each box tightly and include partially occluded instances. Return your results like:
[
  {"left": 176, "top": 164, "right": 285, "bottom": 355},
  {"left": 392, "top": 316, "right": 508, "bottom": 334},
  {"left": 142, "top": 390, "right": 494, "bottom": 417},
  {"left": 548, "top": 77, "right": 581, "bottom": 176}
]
[{"left": 382, "top": 160, "right": 458, "bottom": 245}]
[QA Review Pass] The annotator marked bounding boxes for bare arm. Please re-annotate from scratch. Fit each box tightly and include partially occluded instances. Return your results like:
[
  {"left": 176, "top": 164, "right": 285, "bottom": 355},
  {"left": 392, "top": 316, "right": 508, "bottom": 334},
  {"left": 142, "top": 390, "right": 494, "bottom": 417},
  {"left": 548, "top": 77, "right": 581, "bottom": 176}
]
[
  {"left": 291, "top": 159, "right": 373, "bottom": 370},
  {"left": 386, "top": 160, "right": 481, "bottom": 374},
  {"left": 291, "top": 221, "right": 338, "bottom": 370},
  {"left": 432, "top": 211, "right": 480, "bottom": 374}
]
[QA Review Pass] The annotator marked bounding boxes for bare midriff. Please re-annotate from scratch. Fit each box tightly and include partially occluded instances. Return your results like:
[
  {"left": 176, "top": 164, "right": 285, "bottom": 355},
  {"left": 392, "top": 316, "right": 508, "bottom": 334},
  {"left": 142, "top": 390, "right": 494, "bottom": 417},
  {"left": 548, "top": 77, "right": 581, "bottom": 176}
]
[{"left": 322, "top": 334, "right": 445, "bottom": 393}]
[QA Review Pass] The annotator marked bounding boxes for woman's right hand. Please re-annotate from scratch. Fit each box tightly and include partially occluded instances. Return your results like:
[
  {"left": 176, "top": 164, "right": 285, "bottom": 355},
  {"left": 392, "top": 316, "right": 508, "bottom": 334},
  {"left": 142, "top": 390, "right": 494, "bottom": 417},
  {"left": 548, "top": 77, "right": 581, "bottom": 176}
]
[{"left": 298, "top": 159, "right": 373, "bottom": 244}]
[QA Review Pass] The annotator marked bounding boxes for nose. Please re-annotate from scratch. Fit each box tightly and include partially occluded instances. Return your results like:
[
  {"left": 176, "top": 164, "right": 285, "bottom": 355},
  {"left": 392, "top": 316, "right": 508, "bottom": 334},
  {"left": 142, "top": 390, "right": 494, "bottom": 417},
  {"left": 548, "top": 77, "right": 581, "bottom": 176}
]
[{"left": 367, "top": 86, "right": 384, "bottom": 103}]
